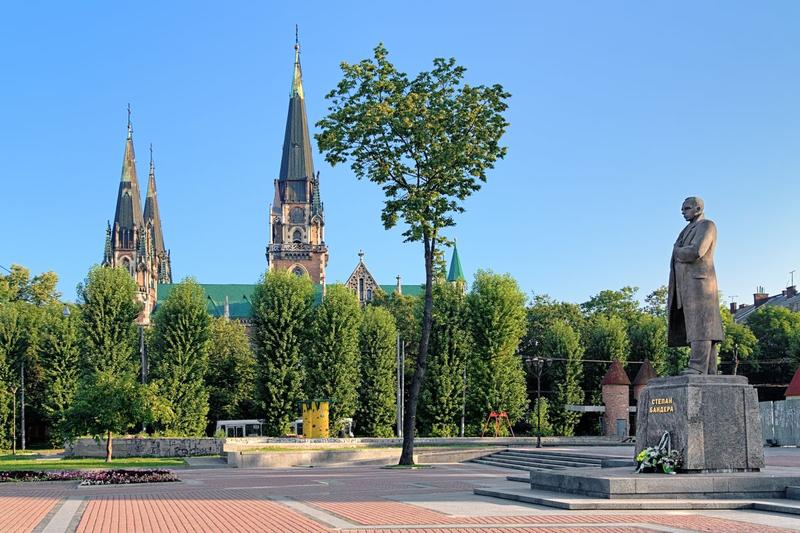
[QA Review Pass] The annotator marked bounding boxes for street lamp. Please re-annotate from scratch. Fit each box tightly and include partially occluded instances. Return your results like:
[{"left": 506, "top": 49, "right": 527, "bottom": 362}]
[
  {"left": 9, "top": 385, "right": 17, "bottom": 456},
  {"left": 526, "top": 355, "right": 547, "bottom": 449}
]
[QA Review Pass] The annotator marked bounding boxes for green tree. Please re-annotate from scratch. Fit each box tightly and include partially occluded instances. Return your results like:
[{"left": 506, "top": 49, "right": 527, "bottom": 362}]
[
  {"left": 206, "top": 317, "right": 257, "bottom": 425},
  {"left": 65, "top": 370, "right": 169, "bottom": 462},
  {"left": 0, "top": 301, "right": 39, "bottom": 449},
  {"left": 542, "top": 320, "right": 584, "bottom": 436},
  {"left": 628, "top": 313, "right": 668, "bottom": 375},
  {"left": 720, "top": 308, "right": 758, "bottom": 375},
  {"left": 466, "top": 271, "right": 528, "bottom": 432},
  {"left": 305, "top": 285, "right": 362, "bottom": 433},
  {"left": 419, "top": 282, "right": 470, "bottom": 437},
  {"left": 68, "top": 266, "right": 164, "bottom": 461},
  {"left": 78, "top": 266, "right": 141, "bottom": 375},
  {"left": 251, "top": 270, "right": 313, "bottom": 436},
  {"left": 582, "top": 314, "right": 629, "bottom": 403},
  {"left": 149, "top": 279, "right": 212, "bottom": 437},
  {"left": 0, "top": 264, "right": 60, "bottom": 305},
  {"left": 38, "top": 304, "right": 81, "bottom": 446},
  {"left": 355, "top": 306, "right": 397, "bottom": 437},
  {"left": 747, "top": 306, "right": 800, "bottom": 362},
  {"left": 581, "top": 286, "right": 640, "bottom": 321},
  {"left": 530, "top": 397, "right": 553, "bottom": 437},
  {"left": 317, "top": 44, "right": 509, "bottom": 464},
  {"left": 644, "top": 286, "right": 669, "bottom": 318}
]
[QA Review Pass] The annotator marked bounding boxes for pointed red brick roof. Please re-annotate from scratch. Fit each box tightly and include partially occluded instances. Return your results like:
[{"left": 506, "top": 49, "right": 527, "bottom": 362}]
[
  {"left": 601, "top": 359, "right": 631, "bottom": 386},
  {"left": 633, "top": 359, "right": 657, "bottom": 385},
  {"left": 785, "top": 366, "right": 800, "bottom": 398}
]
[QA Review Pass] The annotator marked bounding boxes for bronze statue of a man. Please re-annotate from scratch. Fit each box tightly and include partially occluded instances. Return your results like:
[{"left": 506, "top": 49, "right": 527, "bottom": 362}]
[{"left": 667, "top": 196, "right": 724, "bottom": 374}]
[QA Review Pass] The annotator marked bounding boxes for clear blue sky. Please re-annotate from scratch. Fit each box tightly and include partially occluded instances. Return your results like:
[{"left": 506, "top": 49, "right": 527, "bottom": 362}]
[{"left": 2, "top": 2, "right": 799, "bottom": 306}]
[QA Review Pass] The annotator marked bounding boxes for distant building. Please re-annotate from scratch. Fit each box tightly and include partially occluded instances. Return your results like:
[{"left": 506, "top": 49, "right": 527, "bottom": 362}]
[
  {"left": 103, "top": 109, "right": 172, "bottom": 325},
  {"left": 731, "top": 284, "right": 800, "bottom": 323}
]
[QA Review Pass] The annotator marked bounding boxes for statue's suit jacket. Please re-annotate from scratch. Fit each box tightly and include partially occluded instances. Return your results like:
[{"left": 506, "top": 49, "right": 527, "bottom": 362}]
[{"left": 667, "top": 217, "right": 724, "bottom": 346}]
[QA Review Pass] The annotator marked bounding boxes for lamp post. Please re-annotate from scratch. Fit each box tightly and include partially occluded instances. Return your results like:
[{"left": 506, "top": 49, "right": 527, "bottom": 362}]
[
  {"left": 10, "top": 385, "right": 17, "bottom": 455},
  {"left": 527, "top": 355, "right": 546, "bottom": 449}
]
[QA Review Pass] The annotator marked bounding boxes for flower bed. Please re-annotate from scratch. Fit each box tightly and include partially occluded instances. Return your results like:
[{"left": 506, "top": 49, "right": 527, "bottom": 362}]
[{"left": 0, "top": 469, "right": 178, "bottom": 485}]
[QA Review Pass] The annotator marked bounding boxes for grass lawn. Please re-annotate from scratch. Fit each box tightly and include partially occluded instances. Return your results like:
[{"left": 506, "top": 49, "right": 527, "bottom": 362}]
[{"left": 0, "top": 454, "right": 186, "bottom": 471}]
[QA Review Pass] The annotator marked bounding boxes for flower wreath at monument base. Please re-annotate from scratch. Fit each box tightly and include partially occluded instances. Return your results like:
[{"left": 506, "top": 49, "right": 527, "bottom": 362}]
[{"left": 635, "top": 431, "right": 682, "bottom": 474}]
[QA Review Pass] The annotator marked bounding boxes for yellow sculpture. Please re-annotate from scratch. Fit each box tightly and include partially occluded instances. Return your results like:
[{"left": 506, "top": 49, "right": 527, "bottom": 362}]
[{"left": 302, "top": 400, "right": 330, "bottom": 438}]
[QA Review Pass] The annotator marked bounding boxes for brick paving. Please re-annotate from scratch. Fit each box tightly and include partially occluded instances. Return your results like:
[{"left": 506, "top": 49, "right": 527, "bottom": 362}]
[
  {"left": 0, "top": 463, "right": 797, "bottom": 532},
  {"left": 0, "top": 495, "right": 59, "bottom": 533}
]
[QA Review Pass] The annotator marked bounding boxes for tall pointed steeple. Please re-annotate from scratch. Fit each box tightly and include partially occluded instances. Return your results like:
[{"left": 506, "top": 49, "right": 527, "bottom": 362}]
[
  {"left": 267, "top": 30, "right": 329, "bottom": 286},
  {"left": 143, "top": 144, "right": 172, "bottom": 284},
  {"left": 447, "top": 241, "right": 466, "bottom": 283},
  {"left": 144, "top": 144, "right": 165, "bottom": 255},
  {"left": 278, "top": 28, "right": 315, "bottom": 187},
  {"left": 112, "top": 104, "right": 145, "bottom": 248}
]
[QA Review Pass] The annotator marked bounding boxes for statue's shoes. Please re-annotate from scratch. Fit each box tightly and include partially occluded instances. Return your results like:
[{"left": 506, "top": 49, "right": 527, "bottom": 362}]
[{"left": 680, "top": 368, "right": 702, "bottom": 375}]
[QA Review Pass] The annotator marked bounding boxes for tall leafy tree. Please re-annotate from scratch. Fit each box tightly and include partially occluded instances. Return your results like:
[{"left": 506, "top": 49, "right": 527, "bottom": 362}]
[
  {"left": 581, "top": 286, "right": 640, "bottom": 322},
  {"left": 150, "top": 279, "right": 212, "bottom": 436},
  {"left": 67, "top": 266, "right": 166, "bottom": 461},
  {"left": 582, "top": 314, "right": 630, "bottom": 403},
  {"left": 747, "top": 306, "right": 800, "bottom": 386},
  {"left": 628, "top": 313, "right": 668, "bottom": 375},
  {"left": 251, "top": 270, "right": 313, "bottom": 436},
  {"left": 419, "top": 282, "right": 470, "bottom": 437},
  {"left": 78, "top": 266, "right": 141, "bottom": 375},
  {"left": 720, "top": 308, "right": 757, "bottom": 375},
  {"left": 355, "top": 306, "right": 397, "bottom": 437},
  {"left": 0, "top": 264, "right": 60, "bottom": 305},
  {"left": 317, "top": 44, "right": 509, "bottom": 464},
  {"left": 206, "top": 317, "right": 257, "bottom": 425},
  {"left": 466, "top": 271, "right": 528, "bottom": 432},
  {"left": 542, "top": 320, "right": 584, "bottom": 436},
  {"left": 38, "top": 304, "right": 81, "bottom": 445},
  {"left": 305, "top": 285, "right": 362, "bottom": 432}
]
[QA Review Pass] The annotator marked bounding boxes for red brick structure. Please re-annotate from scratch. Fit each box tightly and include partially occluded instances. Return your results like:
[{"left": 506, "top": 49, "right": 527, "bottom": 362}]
[
  {"left": 632, "top": 359, "right": 657, "bottom": 404},
  {"left": 601, "top": 359, "right": 631, "bottom": 438}
]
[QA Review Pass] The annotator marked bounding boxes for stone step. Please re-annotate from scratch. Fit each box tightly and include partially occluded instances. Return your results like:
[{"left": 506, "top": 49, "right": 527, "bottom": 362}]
[
  {"left": 506, "top": 475, "right": 530, "bottom": 483},
  {"left": 494, "top": 452, "right": 602, "bottom": 468},
  {"left": 476, "top": 456, "right": 567, "bottom": 470},
  {"left": 752, "top": 500, "right": 800, "bottom": 516},
  {"left": 471, "top": 459, "right": 562, "bottom": 472},
  {"left": 786, "top": 486, "right": 800, "bottom": 500},
  {"left": 506, "top": 449, "right": 617, "bottom": 462}
]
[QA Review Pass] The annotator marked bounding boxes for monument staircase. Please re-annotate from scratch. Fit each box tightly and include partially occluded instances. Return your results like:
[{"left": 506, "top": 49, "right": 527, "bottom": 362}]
[{"left": 470, "top": 449, "right": 616, "bottom": 476}]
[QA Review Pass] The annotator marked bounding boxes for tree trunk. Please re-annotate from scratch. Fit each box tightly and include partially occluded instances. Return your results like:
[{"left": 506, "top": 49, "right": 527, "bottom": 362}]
[
  {"left": 733, "top": 346, "right": 739, "bottom": 376},
  {"left": 105, "top": 430, "right": 113, "bottom": 463},
  {"left": 399, "top": 234, "right": 435, "bottom": 465}
]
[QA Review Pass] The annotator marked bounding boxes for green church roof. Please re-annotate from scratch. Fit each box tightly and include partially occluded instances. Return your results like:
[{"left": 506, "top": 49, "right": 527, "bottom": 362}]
[{"left": 447, "top": 243, "right": 465, "bottom": 283}]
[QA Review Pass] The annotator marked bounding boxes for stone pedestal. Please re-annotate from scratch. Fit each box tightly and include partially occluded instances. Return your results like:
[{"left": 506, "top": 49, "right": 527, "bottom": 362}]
[{"left": 635, "top": 375, "right": 764, "bottom": 473}]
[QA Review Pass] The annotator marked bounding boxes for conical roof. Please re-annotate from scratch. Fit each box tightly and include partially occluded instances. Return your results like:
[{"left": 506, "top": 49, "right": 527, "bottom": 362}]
[
  {"left": 447, "top": 242, "right": 465, "bottom": 282},
  {"left": 278, "top": 40, "right": 315, "bottom": 185},
  {"left": 633, "top": 359, "right": 657, "bottom": 385},
  {"left": 143, "top": 146, "right": 166, "bottom": 255},
  {"left": 113, "top": 113, "right": 145, "bottom": 235},
  {"left": 601, "top": 359, "right": 631, "bottom": 386},
  {"left": 786, "top": 366, "right": 800, "bottom": 398}
]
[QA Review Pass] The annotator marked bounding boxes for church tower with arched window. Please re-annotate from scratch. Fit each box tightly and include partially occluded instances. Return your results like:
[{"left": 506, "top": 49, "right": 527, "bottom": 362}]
[{"left": 267, "top": 35, "right": 328, "bottom": 284}]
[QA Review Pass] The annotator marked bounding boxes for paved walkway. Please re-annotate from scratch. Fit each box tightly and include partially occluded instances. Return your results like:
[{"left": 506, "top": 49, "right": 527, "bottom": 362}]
[{"left": 1, "top": 456, "right": 799, "bottom": 532}]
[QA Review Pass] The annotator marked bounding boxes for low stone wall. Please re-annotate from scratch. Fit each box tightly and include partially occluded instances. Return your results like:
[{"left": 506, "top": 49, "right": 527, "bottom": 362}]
[
  {"left": 223, "top": 435, "right": 624, "bottom": 453},
  {"left": 65, "top": 437, "right": 223, "bottom": 458},
  {"left": 760, "top": 399, "right": 800, "bottom": 445},
  {"left": 227, "top": 446, "right": 498, "bottom": 468}
]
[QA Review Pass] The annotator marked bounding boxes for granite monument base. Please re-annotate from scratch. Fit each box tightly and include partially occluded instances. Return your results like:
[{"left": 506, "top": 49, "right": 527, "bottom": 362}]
[{"left": 635, "top": 374, "right": 764, "bottom": 473}]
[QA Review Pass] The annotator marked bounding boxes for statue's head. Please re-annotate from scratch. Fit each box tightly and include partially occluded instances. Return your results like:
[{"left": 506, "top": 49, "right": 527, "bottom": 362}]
[{"left": 681, "top": 196, "right": 704, "bottom": 222}]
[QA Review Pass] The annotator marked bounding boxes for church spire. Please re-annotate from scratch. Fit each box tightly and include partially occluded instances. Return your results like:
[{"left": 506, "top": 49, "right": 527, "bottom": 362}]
[
  {"left": 278, "top": 28, "right": 315, "bottom": 185},
  {"left": 143, "top": 144, "right": 172, "bottom": 283},
  {"left": 144, "top": 144, "right": 165, "bottom": 255},
  {"left": 112, "top": 104, "right": 145, "bottom": 248},
  {"left": 447, "top": 241, "right": 465, "bottom": 283}
]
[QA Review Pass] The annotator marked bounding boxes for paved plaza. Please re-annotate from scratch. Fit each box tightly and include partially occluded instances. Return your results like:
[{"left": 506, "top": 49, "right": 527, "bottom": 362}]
[{"left": 1, "top": 449, "right": 799, "bottom": 533}]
